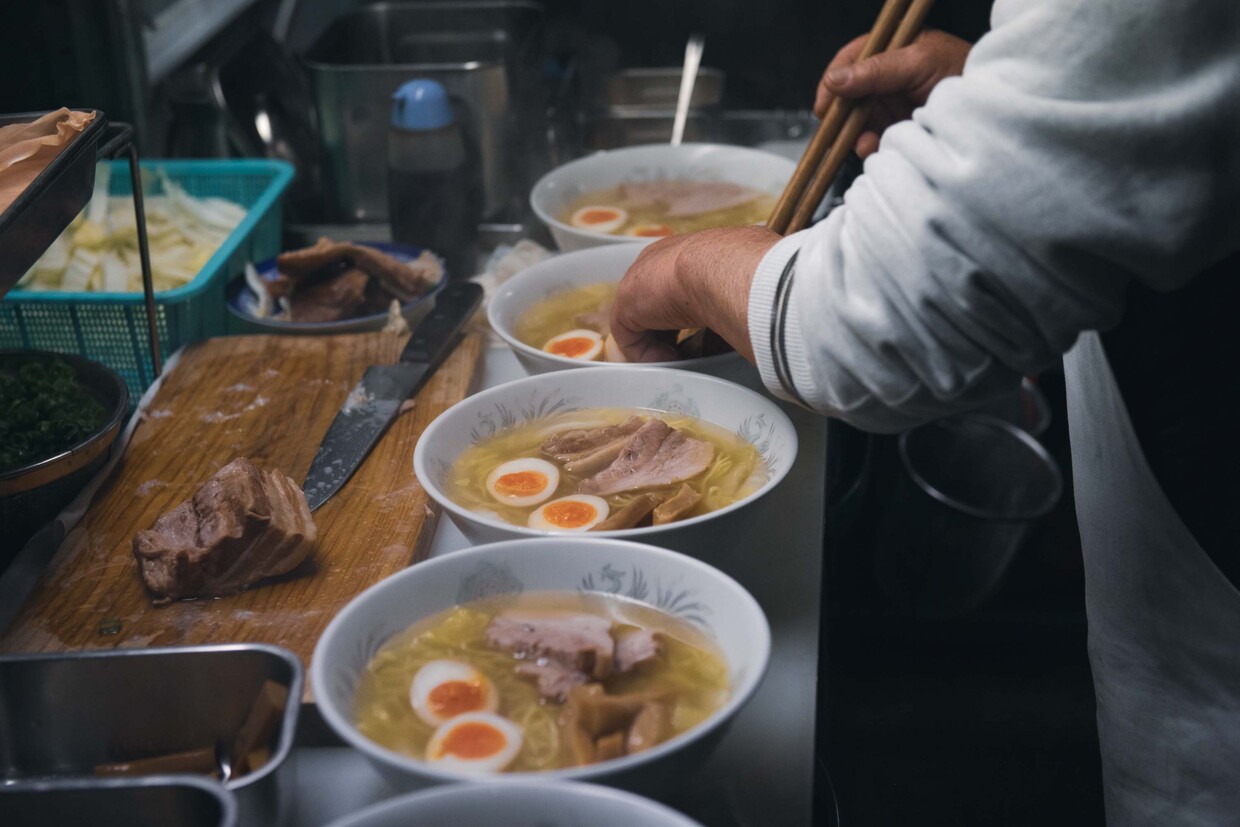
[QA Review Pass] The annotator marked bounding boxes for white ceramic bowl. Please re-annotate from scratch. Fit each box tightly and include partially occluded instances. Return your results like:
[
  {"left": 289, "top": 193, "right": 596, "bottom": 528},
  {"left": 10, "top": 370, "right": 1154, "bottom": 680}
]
[
  {"left": 530, "top": 143, "right": 795, "bottom": 251},
  {"left": 487, "top": 244, "right": 748, "bottom": 381},
  {"left": 412, "top": 366, "right": 797, "bottom": 546},
  {"left": 324, "top": 781, "right": 702, "bottom": 827},
  {"left": 310, "top": 537, "right": 771, "bottom": 795}
]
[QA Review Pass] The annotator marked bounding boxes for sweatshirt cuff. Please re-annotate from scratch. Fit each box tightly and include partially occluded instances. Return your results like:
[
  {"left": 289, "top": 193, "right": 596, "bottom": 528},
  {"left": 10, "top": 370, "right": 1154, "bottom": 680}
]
[{"left": 749, "top": 230, "right": 812, "bottom": 405}]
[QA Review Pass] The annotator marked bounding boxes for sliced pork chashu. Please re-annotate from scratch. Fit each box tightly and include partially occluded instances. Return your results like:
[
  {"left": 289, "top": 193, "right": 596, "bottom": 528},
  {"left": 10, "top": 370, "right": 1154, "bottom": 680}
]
[
  {"left": 132, "top": 458, "right": 316, "bottom": 604},
  {"left": 615, "top": 181, "right": 761, "bottom": 218},
  {"left": 540, "top": 416, "right": 646, "bottom": 463},
  {"left": 485, "top": 611, "right": 616, "bottom": 680},
  {"left": 577, "top": 419, "right": 715, "bottom": 497}
]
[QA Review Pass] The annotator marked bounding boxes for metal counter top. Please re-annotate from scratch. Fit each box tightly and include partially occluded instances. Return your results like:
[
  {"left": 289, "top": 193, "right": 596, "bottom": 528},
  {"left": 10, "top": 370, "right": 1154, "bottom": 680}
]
[{"left": 286, "top": 344, "right": 828, "bottom": 827}]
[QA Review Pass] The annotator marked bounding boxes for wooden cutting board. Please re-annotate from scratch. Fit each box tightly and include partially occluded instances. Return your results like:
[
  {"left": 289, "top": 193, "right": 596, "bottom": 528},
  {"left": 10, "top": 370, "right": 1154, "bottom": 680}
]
[{"left": 0, "top": 332, "right": 483, "bottom": 678}]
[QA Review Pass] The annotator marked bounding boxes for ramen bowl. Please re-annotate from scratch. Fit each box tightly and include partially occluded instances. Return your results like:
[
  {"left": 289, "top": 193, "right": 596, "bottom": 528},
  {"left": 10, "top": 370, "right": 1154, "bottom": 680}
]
[
  {"left": 530, "top": 143, "right": 794, "bottom": 252},
  {"left": 412, "top": 366, "right": 797, "bottom": 548},
  {"left": 325, "top": 781, "right": 702, "bottom": 827},
  {"left": 311, "top": 537, "right": 771, "bottom": 795},
  {"left": 487, "top": 244, "right": 748, "bottom": 382}
]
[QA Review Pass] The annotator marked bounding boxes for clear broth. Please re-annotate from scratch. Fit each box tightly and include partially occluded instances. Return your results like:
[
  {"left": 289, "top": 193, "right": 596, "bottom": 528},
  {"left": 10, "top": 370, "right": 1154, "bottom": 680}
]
[
  {"left": 515, "top": 282, "right": 616, "bottom": 352},
  {"left": 448, "top": 408, "right": 767, "bottom": 528},
  {"left": 353, "top": 590, "right": 729, "bottom": 772},
  {"left": 558, "top": 183, "right": 775, "bottom": 236}
]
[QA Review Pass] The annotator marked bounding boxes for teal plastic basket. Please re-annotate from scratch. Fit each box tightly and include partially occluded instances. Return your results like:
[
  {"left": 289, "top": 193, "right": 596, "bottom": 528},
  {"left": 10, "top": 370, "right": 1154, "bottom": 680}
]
[{"left": 0, "top": 159, "right": 294, "bottom": 400}]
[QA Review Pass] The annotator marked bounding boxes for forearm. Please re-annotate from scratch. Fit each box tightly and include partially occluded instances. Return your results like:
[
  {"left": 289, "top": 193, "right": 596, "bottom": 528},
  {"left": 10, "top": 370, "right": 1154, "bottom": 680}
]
[{"left": 751, "top": 0, "right": 1240, "bottom": 431}]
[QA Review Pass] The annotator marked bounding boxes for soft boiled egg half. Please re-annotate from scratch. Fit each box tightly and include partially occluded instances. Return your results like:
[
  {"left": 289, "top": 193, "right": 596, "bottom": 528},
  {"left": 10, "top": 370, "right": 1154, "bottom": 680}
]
[
  {"left": 486, "top": 458, "right": 560, "bottom": 507},
  {"left": 410, "top": 659, "right": 500, "bottom": 727},
  {"left": 543, "top": 328, "right": 604, "bottom": 361},
  {"left": 528, "top": 494, "right": 610, "bottom": 531},
  {"left": 426, "top": 711, "right": 524, "bottom": 773},
  {"left": 570, "top": 205, "right": 627, "bottom": 235}
]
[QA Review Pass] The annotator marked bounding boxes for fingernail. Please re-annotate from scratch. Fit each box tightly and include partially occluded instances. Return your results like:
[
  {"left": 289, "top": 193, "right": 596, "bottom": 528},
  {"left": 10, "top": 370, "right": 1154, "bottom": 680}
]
[{"left": 827, "top": 67, "right": 851, "bottom": 86}]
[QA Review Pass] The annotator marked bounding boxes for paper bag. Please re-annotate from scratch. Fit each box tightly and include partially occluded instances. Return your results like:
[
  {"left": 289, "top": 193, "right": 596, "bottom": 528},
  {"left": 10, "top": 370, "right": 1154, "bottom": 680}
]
[{"left": 0, "top": 108, "right": 96, "bottom": 215}]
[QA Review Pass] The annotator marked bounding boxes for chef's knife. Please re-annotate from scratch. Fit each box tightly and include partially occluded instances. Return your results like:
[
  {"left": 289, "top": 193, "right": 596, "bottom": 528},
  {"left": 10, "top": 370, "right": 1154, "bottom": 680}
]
[{"left": 303, "top": 281, "right": 482, "bottom": 511}]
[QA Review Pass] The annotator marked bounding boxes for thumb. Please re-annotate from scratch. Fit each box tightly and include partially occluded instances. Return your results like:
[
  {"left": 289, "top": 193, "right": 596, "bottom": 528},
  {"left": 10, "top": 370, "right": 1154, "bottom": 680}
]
[{"left": 825, "top": 48, "right": 924, "bottom": 99}]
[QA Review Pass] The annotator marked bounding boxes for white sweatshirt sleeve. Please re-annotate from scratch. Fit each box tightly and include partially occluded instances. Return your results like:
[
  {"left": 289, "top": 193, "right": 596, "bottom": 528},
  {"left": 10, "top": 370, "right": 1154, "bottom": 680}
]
[{"left": 749, "top": 0, "right": 1240, "bottom": 432}]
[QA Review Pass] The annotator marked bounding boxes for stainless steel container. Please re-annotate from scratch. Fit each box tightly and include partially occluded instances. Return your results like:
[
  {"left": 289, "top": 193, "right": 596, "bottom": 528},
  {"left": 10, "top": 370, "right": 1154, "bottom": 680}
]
[
  {"left": 581, "top": 107, "right": 820, "bottom": 153},
  {"left": 583, "top": 67, "right": 726, "bottom": 150},
  {"left": 0, "top": 644, "right": 303, "bottom": 826},
  {"left": 1, "top": 775, "right": 237, "bottom": 827},
  {"left": 303, "top": 1, "right": 546, "bottom": 223},
  {"left": 584, "top": 109, "right": 718, "bottom": 149},
  {"left": 603, "top": 67, "right": 725, "bottom": 109}
]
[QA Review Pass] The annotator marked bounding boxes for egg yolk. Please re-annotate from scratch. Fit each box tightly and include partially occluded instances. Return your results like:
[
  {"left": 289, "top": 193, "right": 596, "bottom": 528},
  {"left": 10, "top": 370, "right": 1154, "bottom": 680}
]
[
  {"left": 436, "top": 721, "right": 508, "bottom": 760},
  {"left": 632, "top": 224, "right": 673, "bottom": 237},
  {"left": 542, "top": 500, "right": 599, "bottom": 528},
  {"left": 428, "top": 680, "right": 489, "bottom": 720},
  {"left": 580, "top": 208, "right": 620, "bottom": 226},
  {"left": 547, "top": 336, "right": 597, "bottom": 359},
  {"left": 494, "top": 471, "right": 548, "bottom": 497}
]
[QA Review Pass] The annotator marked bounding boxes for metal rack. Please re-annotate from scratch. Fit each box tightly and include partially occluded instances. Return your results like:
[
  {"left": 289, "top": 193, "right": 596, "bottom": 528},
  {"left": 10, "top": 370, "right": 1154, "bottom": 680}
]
[{"left": 0, "top": 110, "right": 162, "bottom": 377}]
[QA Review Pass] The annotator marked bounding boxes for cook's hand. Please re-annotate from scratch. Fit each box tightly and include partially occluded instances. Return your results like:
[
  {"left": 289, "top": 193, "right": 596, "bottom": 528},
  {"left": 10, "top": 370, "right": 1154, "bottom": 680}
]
[
  {"left": 814, "top": 30, "right": 970, "bottom": 158},
  {"left": 611, "top": 226, "right": 780, "bottom": 364}
]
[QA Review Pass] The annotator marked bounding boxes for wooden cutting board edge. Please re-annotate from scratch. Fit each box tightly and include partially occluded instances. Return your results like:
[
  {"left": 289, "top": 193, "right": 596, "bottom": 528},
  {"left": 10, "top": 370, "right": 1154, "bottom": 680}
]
[{"left": 0, "top": 332, "right": 485, "bottom": 701}]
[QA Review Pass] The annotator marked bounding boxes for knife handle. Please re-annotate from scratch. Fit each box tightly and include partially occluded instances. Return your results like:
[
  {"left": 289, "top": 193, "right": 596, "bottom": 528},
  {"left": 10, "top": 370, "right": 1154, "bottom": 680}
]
[{"left": 400, "top": 282, "right": 483, "bottom": 366}]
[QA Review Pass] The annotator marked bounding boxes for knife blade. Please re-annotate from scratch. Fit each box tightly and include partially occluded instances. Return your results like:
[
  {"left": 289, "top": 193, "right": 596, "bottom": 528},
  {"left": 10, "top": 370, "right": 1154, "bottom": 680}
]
[{"left": 303, "top": 281, "right": 483, "bottom": 511}]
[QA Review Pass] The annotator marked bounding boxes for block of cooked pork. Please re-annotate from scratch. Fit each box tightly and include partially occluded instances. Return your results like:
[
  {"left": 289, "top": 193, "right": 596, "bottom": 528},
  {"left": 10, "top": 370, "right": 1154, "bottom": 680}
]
[
  {"left": 286, "top": 267, "right": 369, "bottom": 323},
  {"left": 348, "top": 245, "right": 442, "bottom": 302},
  {"left": 275, "top": 237, "right": 346, "bottom": 279},
  {"left": 577, "top": 419, "right": 715, "bottom": 497},
  {"left": 132, "top": 458, "right": 316, "bottom": 604},
  {"left": 270, "top": 238, "right": 442, "bottom": 322},
  {"left": 485, "top": 611, "right": 616, "bottom": 680}
]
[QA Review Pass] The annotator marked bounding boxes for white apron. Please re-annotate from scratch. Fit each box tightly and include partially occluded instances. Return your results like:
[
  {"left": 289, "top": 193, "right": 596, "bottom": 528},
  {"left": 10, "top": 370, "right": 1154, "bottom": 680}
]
[{"left": 1065, "top": 332, "right": 1240, "bottom": 825}]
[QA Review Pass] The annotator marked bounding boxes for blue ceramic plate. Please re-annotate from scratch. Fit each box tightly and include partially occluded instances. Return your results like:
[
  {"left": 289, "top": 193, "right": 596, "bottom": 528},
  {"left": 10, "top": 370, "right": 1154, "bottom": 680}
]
[{"left": 225, "top": 241, "right": 446, "bottom": 334}]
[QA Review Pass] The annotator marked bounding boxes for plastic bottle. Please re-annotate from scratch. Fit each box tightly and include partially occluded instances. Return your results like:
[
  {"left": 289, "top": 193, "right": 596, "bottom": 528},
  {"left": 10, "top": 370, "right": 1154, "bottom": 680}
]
[{"left": 387, "top": 79, "right": 478, "bottom": 280}]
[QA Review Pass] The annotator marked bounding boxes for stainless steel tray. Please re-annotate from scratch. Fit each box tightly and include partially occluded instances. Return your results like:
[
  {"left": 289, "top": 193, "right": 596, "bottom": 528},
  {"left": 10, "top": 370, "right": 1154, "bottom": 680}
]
[
  {"left": 0, "top": 644, "right": 303, "bottom": 826},
  {"left": 0, "top": 775, "right": 237, "bottom": 827}
]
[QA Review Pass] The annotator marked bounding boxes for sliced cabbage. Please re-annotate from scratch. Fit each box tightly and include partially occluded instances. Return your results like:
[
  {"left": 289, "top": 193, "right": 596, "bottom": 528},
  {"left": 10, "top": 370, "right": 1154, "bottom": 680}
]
[{"left": 13, "top": 163, "right": 246, "bottom": 294}]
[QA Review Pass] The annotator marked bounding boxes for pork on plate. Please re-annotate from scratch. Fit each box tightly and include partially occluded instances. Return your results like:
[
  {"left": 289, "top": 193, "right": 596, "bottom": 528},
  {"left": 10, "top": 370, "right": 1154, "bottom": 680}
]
[{"left": 248, "top": 237, "right": 442, "bottom": 323}]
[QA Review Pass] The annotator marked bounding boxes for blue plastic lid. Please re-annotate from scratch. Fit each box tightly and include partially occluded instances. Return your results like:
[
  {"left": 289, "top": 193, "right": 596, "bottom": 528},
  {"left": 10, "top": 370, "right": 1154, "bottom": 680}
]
[{"left": 391, "top": 79, "right": 454, "bottom": 131}]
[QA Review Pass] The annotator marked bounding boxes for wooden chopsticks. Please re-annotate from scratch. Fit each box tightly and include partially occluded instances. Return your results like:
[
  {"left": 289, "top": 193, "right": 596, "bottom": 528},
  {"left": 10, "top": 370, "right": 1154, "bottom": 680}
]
[{"left": 767, "top": 0, "right": 936, "bottom": 235}]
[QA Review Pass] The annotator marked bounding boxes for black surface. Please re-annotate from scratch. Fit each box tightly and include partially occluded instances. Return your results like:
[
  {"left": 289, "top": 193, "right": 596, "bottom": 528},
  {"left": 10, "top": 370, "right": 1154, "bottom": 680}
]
[
  {"left": 1101, "top": 252, "right": 1240, "bottom": 589},
  {"left": 539, "top": 0, "right": 995, "bottom": 111},
  {"left": 817, "top": 372, "right": 1106, "bottom": 825}
]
